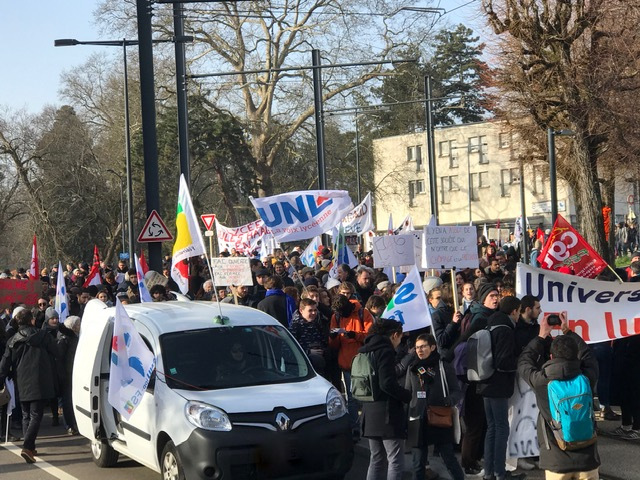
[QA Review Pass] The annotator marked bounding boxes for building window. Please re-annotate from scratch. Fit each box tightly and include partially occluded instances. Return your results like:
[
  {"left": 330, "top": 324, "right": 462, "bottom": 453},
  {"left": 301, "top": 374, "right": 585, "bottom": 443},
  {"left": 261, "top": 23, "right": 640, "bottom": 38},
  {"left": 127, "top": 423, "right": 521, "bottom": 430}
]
[
  {"left": 499, "top": 132, "right": 511, "bottom": 149},
  {"left": 450, "top": 154, "right": 459, "bottom": 169},
  {"left": 407, "top": 145, "right": 424, "bottom": 171},
  {"left": 531, "top": 165, "right": 545, "bottom": 195},
  {"left": 469, "top": 135, "right": 489, "bottom": 164},
  {"left": 440, "top": 175, "right": 459, "bottom": 204},
  {"left": 470, "top": 171, "right": 490, "bottom": 202},
  {"left": 408, "top": 179, "right": 426, "bottom": 207},
  {"left": 439, "top": 141, "right": 449, "bottom": 157},
  {"left": 500, "top": 167, "right": 520, "bottom": 197},
  {"left": 479, "top": 171, "right": 489, "bottom": 188}
]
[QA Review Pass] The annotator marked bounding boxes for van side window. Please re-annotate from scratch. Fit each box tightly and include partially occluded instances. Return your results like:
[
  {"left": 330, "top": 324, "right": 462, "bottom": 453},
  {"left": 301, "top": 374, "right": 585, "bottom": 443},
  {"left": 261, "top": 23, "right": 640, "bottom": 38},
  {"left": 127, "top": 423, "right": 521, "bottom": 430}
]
[{"left": 140, "top": 335, "right": 156, "bottom": 393}]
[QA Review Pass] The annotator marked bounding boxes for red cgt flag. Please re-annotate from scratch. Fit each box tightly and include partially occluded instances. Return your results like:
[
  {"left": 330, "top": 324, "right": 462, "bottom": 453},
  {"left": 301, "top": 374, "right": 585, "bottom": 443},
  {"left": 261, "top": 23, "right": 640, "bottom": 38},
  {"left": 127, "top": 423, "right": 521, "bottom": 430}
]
[{"left": 537, "top": 215, "right": 608, "bottom": 278}]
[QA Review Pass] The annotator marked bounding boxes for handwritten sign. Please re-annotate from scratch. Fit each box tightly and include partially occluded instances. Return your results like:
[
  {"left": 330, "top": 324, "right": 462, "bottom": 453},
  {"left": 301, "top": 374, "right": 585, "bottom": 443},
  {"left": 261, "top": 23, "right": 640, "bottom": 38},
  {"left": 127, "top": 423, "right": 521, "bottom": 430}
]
[
  {"left": 373, "top": 234, "right": 416, "bottom": 268},
  {"left": 422, "top": 226, "right": 479, "bottom": 269},
  {"left": 400, "top": 230, "right": 428, "bottom": 273},
  {"left": 0, "top": 279, "right": 42, "bottom": 309},
  {"left": 210, "top": 257, "right": 253, "bottom": 286}
]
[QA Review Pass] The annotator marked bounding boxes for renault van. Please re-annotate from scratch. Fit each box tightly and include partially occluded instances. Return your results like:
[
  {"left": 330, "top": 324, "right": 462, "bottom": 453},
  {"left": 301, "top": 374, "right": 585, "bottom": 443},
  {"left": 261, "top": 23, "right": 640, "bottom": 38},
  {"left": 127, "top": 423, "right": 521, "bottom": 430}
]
[{"left": 73, "top": 299, "right": 353, "bottom": 479}]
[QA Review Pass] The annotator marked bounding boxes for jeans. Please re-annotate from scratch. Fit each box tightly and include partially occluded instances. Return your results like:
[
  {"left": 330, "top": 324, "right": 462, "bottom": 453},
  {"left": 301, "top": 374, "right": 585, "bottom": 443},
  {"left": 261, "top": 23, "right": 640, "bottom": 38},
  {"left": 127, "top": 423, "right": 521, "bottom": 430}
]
[
  {"left": 21, "top": 400, "right": 45, "bottom": 451},
  {"left": 342, "top": 370, "right": 360, "bottom": 430},
  {"left": 483, "top": 397, "right": 510, "bottom": 478},
  {"left": 591, "top": 342, "right": 612, "bottom": 406},
  {"left": 412, "top": 443, "right": 464, "bottom": 480},
  {"left": 367, "top": 437, "right": 404, "bottom": 480}
]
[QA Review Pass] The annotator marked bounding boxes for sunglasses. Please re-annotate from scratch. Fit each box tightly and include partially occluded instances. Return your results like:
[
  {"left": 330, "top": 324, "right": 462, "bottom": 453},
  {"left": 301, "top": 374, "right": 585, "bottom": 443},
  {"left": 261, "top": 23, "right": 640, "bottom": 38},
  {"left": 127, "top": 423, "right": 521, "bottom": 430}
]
[{"left": 38, "top": 302, "right": 47, "bottom": 306}]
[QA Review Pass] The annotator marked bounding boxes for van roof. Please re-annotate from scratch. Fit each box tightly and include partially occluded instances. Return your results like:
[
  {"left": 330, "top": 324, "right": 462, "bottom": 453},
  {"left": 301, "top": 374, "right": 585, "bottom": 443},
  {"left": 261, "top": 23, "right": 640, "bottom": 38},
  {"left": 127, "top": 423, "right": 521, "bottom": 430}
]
[{"left": 119, "top": 301, "right": 280, "bottom": 336}]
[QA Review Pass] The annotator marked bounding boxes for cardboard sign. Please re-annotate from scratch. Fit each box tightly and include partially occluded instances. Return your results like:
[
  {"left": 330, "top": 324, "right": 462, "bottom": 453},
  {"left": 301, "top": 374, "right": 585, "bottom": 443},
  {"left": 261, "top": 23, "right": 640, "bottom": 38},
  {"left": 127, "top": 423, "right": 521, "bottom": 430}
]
[
  {"left": 210, "top": 257, "right": 253, "bottom": 286},
  {"left": 400, "top": 230, "right": 427, "bottom": 273},
  {"left": 422, "top": 226, "right": 478, "bottom": 269},
  {"left": 372, "top": 234, "right": 416, "bottom": 268},
  {"left": 0, "top": 279, "right": 42, "bottom": 309}
]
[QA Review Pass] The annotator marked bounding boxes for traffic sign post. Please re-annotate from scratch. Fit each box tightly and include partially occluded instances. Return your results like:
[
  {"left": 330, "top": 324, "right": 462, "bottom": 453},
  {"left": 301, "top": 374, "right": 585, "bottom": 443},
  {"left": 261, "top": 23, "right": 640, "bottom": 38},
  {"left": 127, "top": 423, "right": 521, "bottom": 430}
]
[
  {"left": 201, "top": 213, "right": 217, "bottom": 260},
  {"left": 138, "top": 210, "right": 173, "bottom": 243}
]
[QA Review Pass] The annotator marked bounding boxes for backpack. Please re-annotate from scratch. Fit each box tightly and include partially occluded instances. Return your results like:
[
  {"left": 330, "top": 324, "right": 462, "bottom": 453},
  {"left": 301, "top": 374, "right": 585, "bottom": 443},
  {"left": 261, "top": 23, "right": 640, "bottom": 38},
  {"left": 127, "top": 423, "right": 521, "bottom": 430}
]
[
  {"left": 466, "top": 324, "right": 509, "bottom": 382},
  {"left": 547, "top": 374, "right": 596, "bottom": 451},
  {"left": 453, "top": 341, "right": 468, "bottom": 381},
  {"left": 350, "top": 352, "right": 380, "bottom": 402}
]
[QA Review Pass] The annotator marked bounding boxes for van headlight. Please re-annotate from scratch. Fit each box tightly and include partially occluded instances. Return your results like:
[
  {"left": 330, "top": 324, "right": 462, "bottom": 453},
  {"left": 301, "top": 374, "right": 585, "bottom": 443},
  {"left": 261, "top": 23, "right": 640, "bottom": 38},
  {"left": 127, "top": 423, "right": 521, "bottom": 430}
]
[
  {"left": 326, "top": 387, "right": 347, "bottom": 420},
  {"left": 185, "top": 401, "right": 232, "bottom": 431}
]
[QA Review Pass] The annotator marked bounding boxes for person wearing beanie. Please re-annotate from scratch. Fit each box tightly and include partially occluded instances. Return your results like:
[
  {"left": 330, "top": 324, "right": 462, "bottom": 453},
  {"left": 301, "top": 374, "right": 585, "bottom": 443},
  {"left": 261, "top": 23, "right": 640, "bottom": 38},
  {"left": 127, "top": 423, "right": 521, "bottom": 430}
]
[{"left": 58, "top": 315, "right": 81, "bottom": 435}]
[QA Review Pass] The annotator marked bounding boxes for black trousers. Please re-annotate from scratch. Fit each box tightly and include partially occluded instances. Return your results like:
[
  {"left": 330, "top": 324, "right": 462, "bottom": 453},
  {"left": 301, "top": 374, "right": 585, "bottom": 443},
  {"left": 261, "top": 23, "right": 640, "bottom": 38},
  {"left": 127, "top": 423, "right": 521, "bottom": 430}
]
[
  {"left": 461, "top": 385, "right": 486, "bottom": 469},
  {"left": 21, "top": 400, "right": 44, "bottom": 451}
]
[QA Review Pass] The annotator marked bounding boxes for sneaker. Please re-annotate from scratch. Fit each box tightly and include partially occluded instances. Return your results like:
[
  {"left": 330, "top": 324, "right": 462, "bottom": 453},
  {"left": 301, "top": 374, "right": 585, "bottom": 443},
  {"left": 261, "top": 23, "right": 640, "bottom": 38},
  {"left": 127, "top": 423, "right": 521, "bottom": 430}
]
[
  {"left": 425, "top": 468, "right": 440, "bottom": 480},
  {"left": 67, "top": 428, "right": 79, "bottom": 436},
  {"left": 610, "top": 426, "right": 631, "bottom": 436},
  {"left": 622, "top": 429, "right": 640, "bottom": 440},
  {"left": 20, "top": 449, "right": 36, "bottom": 464},
  {"left": 465, "top": 466, "right": 483, "bottom": 476},
  {"left": 517, "top": 458, "right": 536, "bottom": 471}
]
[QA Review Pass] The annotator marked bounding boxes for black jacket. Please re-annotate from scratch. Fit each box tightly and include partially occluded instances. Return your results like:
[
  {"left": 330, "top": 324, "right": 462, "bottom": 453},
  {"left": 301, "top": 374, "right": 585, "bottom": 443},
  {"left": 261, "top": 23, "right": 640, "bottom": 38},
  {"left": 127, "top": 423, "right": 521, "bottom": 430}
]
[
  {"left": 514, "top": 317, "right": 540, "bottom": 357},
  {"left": 0, "top": 326, "right": 62, "bottom": 401},
  {"left": 469, "top": 301, "right": 495, "bottom": 330},
  {"left": 405, "top": 351, "right": 461, "bottom": 447},
  {"left": 360, "top": 334, "right": 412, "bottom": 439},
  {"left": 57, "top": 325, "right": 79, "bottom": 388},
  {"left": 477, "top": 311, "right": 517, "bottom": 398},
  {"left": 518, "top": 332, "right": 600, "bottom": 474},
  {"left": 257, "top": 292, "right": 290, "bottom": 328},
  {"left": 431, "top": 305, "right": 460, "bottom": 362}
]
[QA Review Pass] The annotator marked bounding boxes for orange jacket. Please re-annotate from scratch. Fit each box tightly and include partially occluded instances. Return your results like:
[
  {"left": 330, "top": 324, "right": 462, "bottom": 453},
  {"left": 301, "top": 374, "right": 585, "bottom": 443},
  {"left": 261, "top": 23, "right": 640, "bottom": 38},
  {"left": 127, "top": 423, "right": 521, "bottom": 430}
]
[{"left": 328, "top": 299, "right": 373, "bottom": 370}]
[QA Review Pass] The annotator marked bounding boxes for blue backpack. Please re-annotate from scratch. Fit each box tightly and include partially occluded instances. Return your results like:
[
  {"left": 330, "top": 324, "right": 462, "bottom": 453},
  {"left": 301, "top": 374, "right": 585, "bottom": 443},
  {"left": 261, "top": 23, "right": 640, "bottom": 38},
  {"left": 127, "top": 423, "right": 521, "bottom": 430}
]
[{"left": 547, "top": 374, "right": 596, "bottom": 451}]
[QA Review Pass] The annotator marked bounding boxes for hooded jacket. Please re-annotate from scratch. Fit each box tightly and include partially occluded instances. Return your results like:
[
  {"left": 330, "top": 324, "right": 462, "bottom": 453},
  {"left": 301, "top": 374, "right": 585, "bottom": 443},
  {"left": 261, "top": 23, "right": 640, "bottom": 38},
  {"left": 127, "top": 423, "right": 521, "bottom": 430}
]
[
  {"left": 518, "top": 332, "right": 600, "bottom": 474},
  {"left": 359, "top": 333, "right": 412, "bottom": 439},
  {"left": 0, "top": 325, "right": 61, "bottom": 401}
]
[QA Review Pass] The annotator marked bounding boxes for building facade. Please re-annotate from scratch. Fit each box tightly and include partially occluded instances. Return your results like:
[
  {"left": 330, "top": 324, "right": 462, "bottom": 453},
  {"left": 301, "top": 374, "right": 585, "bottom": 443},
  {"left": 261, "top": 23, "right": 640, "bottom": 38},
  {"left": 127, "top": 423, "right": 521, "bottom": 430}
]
[{"left": 373, "top": 120, "right": 583, "bottom": 232}]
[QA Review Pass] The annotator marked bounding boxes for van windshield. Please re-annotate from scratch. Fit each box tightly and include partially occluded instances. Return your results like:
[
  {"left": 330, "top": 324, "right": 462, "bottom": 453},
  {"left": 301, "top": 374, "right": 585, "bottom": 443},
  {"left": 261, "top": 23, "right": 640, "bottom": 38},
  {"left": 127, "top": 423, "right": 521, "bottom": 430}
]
[{"left": 160, "top": 325, "right": 313, "bottom": 390}]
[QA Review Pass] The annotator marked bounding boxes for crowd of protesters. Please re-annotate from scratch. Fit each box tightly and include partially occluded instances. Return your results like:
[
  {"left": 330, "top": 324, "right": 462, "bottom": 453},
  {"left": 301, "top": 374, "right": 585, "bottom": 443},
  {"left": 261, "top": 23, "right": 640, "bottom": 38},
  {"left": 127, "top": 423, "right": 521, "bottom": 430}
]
[{"left": 0, "top": 235, "right": 637, "bottom": 478}]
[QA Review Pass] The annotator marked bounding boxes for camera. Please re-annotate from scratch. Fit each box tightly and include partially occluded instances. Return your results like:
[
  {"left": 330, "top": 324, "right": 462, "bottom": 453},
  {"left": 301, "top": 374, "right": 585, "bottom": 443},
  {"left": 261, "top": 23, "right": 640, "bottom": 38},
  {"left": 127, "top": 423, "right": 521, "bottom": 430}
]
[{"left": 547, "top": 314, "right": 561, "bottom": 326}]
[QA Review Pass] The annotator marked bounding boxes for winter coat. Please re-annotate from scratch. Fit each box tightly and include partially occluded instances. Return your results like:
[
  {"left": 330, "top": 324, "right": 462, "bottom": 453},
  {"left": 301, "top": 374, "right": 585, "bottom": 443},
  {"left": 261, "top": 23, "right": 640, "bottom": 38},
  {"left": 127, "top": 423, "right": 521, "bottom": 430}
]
[
  {"left": 0, "top": 326, "right": 62, "bottom": 401},
  {"left": 469, "top": 301, "right": 495, "bottom": 330},
  {"left": 477, "top": 311, "right": 517, "bottom": 398},
  {"left": 360, "top": 334, "right": 412, "bottom": 439},
  {"left": 57, "top": 325, "right": 79, "bottom": 389},
  {"left": 328, "top": 300, "right": 373, "bottom": 370},
  {"left": 514, "top": 317, "right": 540, "bottom": 358},
  {"left": 431, "top": 305, "right": 460, "bottom": 362},
  {"left": 405, "top": 351, "right": 461, "bottom": 447},
  {"left": 290, "top": 311, "right": 327, "bottom": 354},
  {"left": 518, "top": 332, "right": 600, "bottom": 474},
  {"left": 257, "top": 290, "right": 293, "bottom": 328}
]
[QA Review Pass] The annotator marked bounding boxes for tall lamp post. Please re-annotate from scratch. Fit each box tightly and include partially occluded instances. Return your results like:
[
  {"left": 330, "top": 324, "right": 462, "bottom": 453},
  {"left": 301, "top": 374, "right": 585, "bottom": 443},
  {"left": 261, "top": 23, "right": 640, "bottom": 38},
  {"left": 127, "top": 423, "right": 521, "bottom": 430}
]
[
  {"left": 54, "top": 36, "right": 192, "bottom": 266},
  {"left": 547, "top": 128, "right": 574, "bottom": 224},
  {"left": 106, "top": 169, "right": 127, "bottom": 257}
]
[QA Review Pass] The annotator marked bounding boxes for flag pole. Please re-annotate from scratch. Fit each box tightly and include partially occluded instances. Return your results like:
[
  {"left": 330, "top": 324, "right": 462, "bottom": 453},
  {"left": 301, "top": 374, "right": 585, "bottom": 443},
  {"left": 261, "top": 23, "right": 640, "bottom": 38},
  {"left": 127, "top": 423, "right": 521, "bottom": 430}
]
[
  {"left": 607, "top": 264, "right": 624, "bottom": 284},
  {"left": 450, "top": 267, "right": 459, "bottom": 312}
]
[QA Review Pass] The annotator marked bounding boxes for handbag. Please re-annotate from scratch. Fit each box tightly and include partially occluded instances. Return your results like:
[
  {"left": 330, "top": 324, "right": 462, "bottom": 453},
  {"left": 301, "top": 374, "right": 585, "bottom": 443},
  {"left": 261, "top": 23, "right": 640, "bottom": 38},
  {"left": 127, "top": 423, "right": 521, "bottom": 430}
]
[
  {"left": 426, "top": 361, "right": 453, "bottom": 428},
  {"left": 0, "top": 383, "right": 10, "bottom": 407}
]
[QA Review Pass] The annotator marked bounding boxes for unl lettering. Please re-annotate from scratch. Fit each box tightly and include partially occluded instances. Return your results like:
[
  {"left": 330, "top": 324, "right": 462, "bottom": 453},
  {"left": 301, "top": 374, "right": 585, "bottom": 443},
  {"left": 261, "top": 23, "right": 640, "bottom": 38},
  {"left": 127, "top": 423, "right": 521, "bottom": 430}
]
[{"left": 258, "top": 195, "right": 333, "bottom": 227}]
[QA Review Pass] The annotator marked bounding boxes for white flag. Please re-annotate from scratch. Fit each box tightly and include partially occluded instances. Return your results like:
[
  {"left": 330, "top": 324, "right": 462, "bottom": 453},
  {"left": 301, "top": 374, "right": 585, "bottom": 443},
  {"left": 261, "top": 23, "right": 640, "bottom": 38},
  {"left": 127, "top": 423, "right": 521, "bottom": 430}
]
[
  {"left": 395, "top": 214, "right": 415, "bottom": 234},
  {"left": 108, "top": 299, "right": 156, "bottom": 420},
  {"left": 337, "top": 192, "right": 373, "bottom": 235},
  {"left": 301, "top": 236, "right": 321, "bottom": 268},
  {"left": 383, "top": 265, "right": 432, "bottom": 332},
  {"left": 55, "top": 261, "right": 68, "bottom": 324},
  {"left": 251, "top": 190, "right": 353, "bottom": 242},
  {"left": 134, "top": 254, "right": 152, "bottom": 303},
  {"left": 482, "top": 223, "right": 488, "bottom": 240}
]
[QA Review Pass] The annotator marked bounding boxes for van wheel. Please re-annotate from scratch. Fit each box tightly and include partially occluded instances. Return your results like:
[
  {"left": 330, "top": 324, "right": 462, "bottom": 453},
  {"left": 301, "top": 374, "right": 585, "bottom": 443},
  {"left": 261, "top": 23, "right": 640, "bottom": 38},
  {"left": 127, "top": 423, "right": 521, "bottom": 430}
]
[
  {"left": 91, "top": 439, "right": 119, "bottom": 467},
  {"left": 161, "top": 441, "right": 185, "bottom": 480}
]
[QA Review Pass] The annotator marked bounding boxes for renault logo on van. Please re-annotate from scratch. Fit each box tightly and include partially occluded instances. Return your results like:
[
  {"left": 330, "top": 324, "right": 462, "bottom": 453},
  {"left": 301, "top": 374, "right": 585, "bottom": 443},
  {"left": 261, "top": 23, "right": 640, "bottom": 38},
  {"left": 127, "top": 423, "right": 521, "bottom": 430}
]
[{"left": 275, "top": 412, "right": 291, "bottom": 431}]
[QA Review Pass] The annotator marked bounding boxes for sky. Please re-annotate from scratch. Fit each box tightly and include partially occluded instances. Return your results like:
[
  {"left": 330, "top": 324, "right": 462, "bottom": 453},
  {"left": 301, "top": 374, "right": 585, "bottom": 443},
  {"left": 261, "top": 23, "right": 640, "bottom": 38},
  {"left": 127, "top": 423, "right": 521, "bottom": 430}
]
[{"left": 0, "top": 0, "right": 485, "bottom": 114}]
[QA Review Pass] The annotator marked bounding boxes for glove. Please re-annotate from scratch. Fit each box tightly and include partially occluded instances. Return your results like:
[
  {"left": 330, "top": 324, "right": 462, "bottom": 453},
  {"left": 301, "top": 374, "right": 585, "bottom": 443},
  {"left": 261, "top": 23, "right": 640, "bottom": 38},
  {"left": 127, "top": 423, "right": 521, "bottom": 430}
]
[
  {"left": 345, "top": 331, "right": 356, "bottom": 339},
  {"left": 329, "top": 331, "right": 339, "bottom": 339}
]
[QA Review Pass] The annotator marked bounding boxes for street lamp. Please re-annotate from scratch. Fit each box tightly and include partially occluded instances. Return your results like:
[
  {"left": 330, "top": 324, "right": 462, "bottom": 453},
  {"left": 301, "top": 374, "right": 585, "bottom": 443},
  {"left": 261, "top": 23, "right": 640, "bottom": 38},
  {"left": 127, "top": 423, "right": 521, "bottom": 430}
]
[
  {"left": 547, "top": 128, "right": 575, "bottom": 224},
  {"left": 106, "top": 169, "right": 126, "bottom": 258},
  {"left": 54, "top": 36, "right": 193, "bottom": 264}
]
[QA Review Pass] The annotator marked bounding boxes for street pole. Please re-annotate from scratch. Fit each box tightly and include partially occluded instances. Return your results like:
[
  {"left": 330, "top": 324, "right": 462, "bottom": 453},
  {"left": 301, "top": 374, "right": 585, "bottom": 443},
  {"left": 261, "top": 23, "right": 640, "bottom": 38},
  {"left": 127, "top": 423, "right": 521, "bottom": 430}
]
[
  {"left": 548, "top": 127, "right": 558, "bottom": 225},
  {"left": 355, "top": 113, "right": 361, "bottom": 204},
  {"left": 424, "top": 75, "right": 438, "bottom": 223},
  {"left": 519, "top": 157, "right": 529, "bottom": 264},
  {"left": 119, "top": 180, "right": 126, "bottom": 255},
  {"left": 123, "top": 42, "right": 135, "bottom": 263},
  {"left": 174, "top": 2, "right": 191, "bottom": 186},
  {"left": 136, "top": 0, "right": 162, "bottom": 272},
  {"left": 312, "top": 49, "right": 326, "bottom": 190}
]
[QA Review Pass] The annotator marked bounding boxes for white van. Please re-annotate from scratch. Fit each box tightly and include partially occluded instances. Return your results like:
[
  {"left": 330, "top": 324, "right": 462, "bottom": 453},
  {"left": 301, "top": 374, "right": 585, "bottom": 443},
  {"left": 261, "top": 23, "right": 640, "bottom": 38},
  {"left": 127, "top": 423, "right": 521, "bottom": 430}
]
[{"left": 73, "top": 299, "right": 353, "bottom": 480}]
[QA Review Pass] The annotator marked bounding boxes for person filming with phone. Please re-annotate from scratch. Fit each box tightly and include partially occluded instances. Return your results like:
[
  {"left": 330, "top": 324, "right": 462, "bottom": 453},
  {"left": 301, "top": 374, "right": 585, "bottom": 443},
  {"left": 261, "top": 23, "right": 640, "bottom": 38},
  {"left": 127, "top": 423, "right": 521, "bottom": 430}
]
[{"left": 518, "top": 312, "right": 600, "bottom": 480}]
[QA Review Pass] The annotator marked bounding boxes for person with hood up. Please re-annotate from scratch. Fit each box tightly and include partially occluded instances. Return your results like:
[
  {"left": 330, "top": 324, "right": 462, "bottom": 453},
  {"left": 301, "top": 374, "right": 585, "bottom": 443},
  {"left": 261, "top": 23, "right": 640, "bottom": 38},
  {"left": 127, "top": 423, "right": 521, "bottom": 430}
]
[
  {"left": 359, "top": 318, "right": 411, "bottom": 480},
  {"left": 0, "top": 308, "right": 61, "bottom": 463},
  {"left": 58, "top": 315, "right": 81, "bottom": 435}
]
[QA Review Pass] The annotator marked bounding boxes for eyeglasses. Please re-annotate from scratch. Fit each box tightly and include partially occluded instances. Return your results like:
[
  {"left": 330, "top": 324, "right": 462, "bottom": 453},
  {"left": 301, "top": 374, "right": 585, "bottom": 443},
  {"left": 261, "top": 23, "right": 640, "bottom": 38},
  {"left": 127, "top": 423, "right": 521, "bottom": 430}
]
[
  {"left": 415, "top": 344, "right": 430, "bottom": 350},
  {"left": 38, "top": 302, "right": 47, "bottom": 306}
]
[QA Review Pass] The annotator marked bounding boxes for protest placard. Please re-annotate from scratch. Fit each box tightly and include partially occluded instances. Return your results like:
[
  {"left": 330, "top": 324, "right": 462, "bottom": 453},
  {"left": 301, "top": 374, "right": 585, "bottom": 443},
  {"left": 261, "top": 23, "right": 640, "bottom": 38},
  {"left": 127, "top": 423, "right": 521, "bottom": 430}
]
[
  {"left": 372, "top": 234, "right": 416, "bottom": 268},
  {"left": 0, "top": 279, "right": 42, "bottom": 309},
  {"left": 210, "top": 257, "right": 253, "bottom": 286},
  {"left": 422, "top": 225, "right": 479, "bottom": 269}
]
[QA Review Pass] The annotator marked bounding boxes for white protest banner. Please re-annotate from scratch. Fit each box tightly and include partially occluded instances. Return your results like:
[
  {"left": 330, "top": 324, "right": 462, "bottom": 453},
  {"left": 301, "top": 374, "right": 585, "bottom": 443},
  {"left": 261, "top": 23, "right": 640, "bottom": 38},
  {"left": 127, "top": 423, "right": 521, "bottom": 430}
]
[
  {"left": 250, "top": 190, "right": 354, "bottom": 242},
  {"left": 373, "top": 234, "right": 416, "bottom": 268},
  {"left": 383, "top": 265, "right": 432, "bottom": 332},
  {"left": 516, "top": 263, "right": 640, "bottom": 343},
  {"left": 211, "top": 257, "right": 254, "bottom": 286},
  {"left": 216, "top": 218, "right": 269, "bottom": 254},
  {"left": 422, "top": 225, "right": 478, "bottom": 269},
  {"left": 335, "top": 192, "right": 373, "bottom": 235},
  {"left": 508, "top": 376, "right": 540, "bottom": 459}
]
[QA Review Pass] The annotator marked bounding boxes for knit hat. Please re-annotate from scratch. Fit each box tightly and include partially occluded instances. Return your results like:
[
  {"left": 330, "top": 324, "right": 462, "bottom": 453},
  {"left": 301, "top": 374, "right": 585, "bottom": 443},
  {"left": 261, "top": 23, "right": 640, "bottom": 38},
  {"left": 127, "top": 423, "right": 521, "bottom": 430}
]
[
  {"left": 45, "top": 306, "right": 59, "bottom": 321},
  {"left": 477, "top": 282, "right": 499, "bottom": 304},
  {"left": 325, "top": 277, "right": 341, "bottom": 290},
  {"left": 12, "top": 305, "right": 27, "bottom": 318},
  {"left": 64, "top": 315, "right": 82, "bottom": 334},
  {"left": 422, "top": 276, "right": 443, "bottom": 295}
]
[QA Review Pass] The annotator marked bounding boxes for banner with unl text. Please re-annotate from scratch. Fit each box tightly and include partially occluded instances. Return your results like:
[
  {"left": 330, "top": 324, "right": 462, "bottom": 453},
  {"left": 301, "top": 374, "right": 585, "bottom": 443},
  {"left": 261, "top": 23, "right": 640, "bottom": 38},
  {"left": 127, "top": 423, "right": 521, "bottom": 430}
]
[
  {"left": 537, "top": 214, "right": 607, "bottom": 278},
  {"left": 516, "top": 263, "right": 640, "bottom": 343}
]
